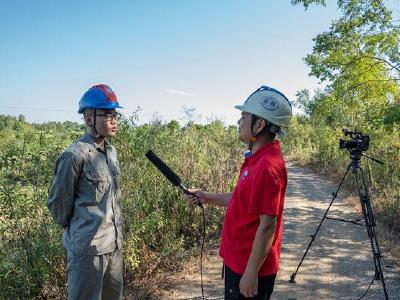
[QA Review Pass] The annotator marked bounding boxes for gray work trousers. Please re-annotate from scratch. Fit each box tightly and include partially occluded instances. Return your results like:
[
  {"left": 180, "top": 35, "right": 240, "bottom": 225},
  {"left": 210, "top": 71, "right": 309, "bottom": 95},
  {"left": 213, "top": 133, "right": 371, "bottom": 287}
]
[{"left": 67, "top": 248, "right": 123, "bottom": 300}]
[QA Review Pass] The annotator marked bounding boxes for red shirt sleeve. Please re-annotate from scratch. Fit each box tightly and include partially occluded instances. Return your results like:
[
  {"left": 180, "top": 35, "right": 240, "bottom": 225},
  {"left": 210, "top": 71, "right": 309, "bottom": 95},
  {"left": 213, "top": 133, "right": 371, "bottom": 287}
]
[{"left": 248, "top": 166, "right": 282, "bottom": 216}]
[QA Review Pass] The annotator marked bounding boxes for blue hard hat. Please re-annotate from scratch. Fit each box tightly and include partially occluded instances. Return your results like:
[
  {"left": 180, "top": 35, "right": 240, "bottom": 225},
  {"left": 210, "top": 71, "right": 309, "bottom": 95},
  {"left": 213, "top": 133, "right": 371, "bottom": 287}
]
[{"left": 78, "top": 84, "right": 123, "bottom": 113}]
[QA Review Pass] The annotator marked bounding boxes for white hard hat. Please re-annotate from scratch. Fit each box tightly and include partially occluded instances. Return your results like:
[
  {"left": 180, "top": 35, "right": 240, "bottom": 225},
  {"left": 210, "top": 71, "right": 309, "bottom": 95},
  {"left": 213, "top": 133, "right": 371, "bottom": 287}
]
[{"left": 235, "top": 85, "right": 292, "bottom": 129}]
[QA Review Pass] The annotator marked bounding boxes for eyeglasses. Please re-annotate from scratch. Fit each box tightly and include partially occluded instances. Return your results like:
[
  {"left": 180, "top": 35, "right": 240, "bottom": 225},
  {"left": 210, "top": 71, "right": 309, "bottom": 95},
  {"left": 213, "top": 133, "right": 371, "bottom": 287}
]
[{"left": 96, "top": 112, "right": 122, "bottom": 122}]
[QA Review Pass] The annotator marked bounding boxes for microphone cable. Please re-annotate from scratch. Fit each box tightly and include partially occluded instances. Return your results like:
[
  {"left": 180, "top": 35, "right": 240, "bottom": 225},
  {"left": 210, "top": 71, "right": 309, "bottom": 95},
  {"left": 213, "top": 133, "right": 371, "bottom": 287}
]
[{"left": 199, "top": 204, "right": 206, "bottom": 300}]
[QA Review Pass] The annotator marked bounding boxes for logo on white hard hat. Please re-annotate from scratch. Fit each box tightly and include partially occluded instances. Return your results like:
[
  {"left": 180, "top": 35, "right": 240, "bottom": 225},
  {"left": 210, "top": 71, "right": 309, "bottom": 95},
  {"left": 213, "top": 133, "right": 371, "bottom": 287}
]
[{"left": 261, "top": 96, "right": 279, "bottom": 111}]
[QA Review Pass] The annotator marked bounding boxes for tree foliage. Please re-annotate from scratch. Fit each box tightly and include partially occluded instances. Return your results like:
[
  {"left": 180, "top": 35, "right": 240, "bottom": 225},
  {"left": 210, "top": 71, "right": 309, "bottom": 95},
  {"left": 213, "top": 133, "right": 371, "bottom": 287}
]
[
  {"left": 286, "top": 0, "right": 400, "bottom": 245},
  {"left": 292, "top": 0, "right": 400, "bottom": 129},
  {"left": 291, "top": 0, "right": 326, "bottom": 9},
  {"left": 0, "top": 115, "right": 244, "bottom": 298}
]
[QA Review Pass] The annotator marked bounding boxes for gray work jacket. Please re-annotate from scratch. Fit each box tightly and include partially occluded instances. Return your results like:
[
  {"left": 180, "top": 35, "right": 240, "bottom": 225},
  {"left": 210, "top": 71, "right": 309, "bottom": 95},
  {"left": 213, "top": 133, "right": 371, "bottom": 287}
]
[{"left": 48, "top": 133, "right": 123, "bottom": 256}]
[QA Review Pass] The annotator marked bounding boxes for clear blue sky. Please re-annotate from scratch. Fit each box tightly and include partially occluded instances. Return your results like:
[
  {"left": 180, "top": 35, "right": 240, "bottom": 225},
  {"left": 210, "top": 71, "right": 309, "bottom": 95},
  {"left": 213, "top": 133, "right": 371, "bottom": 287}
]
[{"left": 0, "top": 0, "right": 363, "bottom": 124}]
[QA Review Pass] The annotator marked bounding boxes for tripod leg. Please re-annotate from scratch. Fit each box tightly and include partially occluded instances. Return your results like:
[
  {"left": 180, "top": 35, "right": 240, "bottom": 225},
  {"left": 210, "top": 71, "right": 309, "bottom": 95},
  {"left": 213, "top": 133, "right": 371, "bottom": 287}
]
[
  {"left": 289, "top": 164, "right": 352, "bottom": 283},
  {"left": 354, "top": 167, "right": 389, "bottom": 300}
]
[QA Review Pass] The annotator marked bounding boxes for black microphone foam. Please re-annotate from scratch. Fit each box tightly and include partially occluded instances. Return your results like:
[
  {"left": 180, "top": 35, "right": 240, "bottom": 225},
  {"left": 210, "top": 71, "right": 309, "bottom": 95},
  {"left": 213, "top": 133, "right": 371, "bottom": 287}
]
[{"left": 145, "top": 150, "right": 182, "bottom": 186}]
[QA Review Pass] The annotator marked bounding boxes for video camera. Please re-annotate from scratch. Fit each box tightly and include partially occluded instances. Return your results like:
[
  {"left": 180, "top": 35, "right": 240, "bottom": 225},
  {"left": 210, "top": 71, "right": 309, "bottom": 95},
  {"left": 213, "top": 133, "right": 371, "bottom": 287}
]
[{"left": 339, "top": 129, "right": 370, "bottom": 152}]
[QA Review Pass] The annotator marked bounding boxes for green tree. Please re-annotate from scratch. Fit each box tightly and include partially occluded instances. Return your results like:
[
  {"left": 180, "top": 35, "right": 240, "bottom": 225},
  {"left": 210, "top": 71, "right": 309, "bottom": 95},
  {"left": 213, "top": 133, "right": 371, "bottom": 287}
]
[
  {"left": 286, "top": 0, "right": 400, "bottom": 240},
  {"left": 292, "top": 0, "right": 400, "bottom": 129}
]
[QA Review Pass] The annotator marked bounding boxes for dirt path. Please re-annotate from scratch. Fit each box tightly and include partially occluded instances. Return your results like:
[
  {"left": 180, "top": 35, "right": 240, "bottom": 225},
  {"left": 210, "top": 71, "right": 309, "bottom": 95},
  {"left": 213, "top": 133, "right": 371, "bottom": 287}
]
[{"left": 154, "top": 164, "right": 400, "bottom": 299}]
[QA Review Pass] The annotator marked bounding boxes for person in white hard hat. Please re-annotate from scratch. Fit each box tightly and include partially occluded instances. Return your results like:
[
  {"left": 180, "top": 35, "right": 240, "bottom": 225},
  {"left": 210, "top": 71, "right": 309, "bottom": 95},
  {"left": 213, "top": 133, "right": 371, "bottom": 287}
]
[{"left": 186, "top": 86, "right": 292, "bottom": 299}]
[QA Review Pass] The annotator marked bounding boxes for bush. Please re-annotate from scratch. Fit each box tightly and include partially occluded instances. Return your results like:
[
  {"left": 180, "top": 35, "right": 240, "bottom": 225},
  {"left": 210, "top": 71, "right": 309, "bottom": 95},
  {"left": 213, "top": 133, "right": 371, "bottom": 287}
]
[{"left": 0, "top": 116, "right": 244, "bottom": 298}]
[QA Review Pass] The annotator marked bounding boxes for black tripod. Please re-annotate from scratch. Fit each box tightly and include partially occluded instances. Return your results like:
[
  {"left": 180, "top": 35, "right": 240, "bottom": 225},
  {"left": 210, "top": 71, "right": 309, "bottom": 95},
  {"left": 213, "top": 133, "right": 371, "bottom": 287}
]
[{"left": 289, "top": 149, "right": 389, "bottom": 300}]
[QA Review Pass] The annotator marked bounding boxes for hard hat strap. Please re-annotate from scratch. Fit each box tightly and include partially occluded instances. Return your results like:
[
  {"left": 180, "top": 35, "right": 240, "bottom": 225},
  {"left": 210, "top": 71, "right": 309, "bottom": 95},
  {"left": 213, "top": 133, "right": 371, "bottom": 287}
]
[
  {"left": 93, "top": 109, "right": 99, "bottom": 137},
  {"left": 248, "top": 115, "right": 279, "bottom": 150},
  {"left": 248, "top": 115, "right": 258, "bottom": 151}
]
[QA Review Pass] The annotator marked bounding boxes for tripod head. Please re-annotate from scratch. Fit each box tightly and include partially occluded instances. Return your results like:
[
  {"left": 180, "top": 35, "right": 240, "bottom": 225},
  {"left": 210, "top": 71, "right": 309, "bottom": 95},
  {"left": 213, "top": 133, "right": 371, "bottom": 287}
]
[
  {"left": 339, "top": 129, "right": 369, "bottom": 152},
  {"left": 339, "top": 128, "right": 384, "bottom": 169}
]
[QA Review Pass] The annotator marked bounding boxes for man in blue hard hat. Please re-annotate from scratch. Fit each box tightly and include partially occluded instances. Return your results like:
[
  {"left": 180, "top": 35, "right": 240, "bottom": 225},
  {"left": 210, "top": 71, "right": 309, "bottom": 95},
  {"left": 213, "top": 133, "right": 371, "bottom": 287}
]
[{"left": 48, "top": 84, "right": 124, "bottom": 300}]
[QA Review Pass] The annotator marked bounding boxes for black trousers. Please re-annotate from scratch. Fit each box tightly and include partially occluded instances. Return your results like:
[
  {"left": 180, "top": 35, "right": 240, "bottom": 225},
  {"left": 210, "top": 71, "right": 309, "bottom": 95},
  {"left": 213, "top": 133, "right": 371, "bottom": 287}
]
[{"left": 224, "top": 265, "right": 276, "bottom": 300}]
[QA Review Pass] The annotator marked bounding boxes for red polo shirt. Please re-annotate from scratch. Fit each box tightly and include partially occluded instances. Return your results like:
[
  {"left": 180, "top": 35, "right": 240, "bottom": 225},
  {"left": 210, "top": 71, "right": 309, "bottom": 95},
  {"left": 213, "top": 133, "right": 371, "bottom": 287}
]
[{"left": 219, "top": 140, "right": 287, "bottom": 276}]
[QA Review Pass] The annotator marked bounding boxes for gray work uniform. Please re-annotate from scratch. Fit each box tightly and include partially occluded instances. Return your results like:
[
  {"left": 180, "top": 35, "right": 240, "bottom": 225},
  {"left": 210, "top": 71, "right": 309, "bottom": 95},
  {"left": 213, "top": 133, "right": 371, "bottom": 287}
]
[{"left": 48, "top": 133, "right": 123, "bottom": 300}]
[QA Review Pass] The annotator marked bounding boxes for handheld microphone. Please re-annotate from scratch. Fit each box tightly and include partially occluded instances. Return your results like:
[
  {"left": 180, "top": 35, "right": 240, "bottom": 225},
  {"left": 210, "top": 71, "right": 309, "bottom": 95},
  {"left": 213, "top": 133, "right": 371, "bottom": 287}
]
[{"left": 145, "top": 150, "right": 203, "bottom": 208}]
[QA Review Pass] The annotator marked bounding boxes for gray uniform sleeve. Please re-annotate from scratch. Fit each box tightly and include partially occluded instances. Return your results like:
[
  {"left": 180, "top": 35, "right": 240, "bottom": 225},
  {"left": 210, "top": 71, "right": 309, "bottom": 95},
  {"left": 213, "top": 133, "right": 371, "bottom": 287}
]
[{"left": 47, "top": 150, "right": 81, "bottom": 228}]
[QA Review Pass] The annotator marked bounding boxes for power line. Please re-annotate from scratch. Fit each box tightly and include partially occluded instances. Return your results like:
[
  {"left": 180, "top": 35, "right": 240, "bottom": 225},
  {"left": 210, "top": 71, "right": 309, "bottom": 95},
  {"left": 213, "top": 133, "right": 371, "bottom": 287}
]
[{"left": 0, "top": 105, "right": 69, "bottom": 112}]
